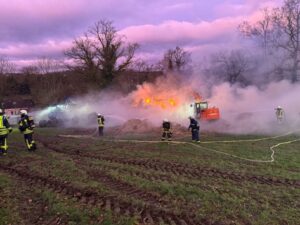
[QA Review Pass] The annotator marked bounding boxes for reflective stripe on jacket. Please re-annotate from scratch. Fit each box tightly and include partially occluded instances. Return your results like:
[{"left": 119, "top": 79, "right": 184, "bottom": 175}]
[
  {"left": 0, "top": 115, "right": 11, "bottom": 136},
  {"left": 19, "top": 116, "right": 34, "bottom": 134},
  {"left": 98, "top": 117, "right": 104, "bottom": 127}
]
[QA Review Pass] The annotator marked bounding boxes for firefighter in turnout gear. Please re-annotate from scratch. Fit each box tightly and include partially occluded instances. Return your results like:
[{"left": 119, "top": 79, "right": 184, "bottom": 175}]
[
  {"left": 275, "top": 106, "right": 284, "bottom": 123},
  {"left": 97, "top": 114, "right": 105, "bottom": 136},
  {"left": 0, "top": 109, "right": 13, "bottom": 155},
  {"left": 161, "top": 119, "right": 172, "bottom": 141},
  {"left": 188, "top": 116, "right": 200, "bottom": 142},
  {"left": 18, "top": 110, "right": 37, "bottom": 151}
]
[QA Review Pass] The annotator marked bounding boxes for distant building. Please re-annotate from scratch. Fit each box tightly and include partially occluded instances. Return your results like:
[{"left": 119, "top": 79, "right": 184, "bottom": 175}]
[
  {"left": 0, "top": 99, "right": 35, "bottom": 116},
  {"left": 0, "top": 99, "right": 35, "bottom": 125}
]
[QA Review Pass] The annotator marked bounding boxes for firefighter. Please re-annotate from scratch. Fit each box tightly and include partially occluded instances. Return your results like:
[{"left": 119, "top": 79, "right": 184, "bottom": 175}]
[
  {"left": 275, "top": 106, "right": 284, "bottom": 123},
  {"left": 18, "top": 110, "right": 37, "bottom": 151},
  {"left": 0, "top": 109, "right": 13, "bottom": 155},
  {"left": 161, "top": 119, "right": 172, "bottom": 141},
  {"left": 97, "top": 114, "right": 105, "bottom": 136},
  {"left": 188, "top": 116, "right": 200, "bottom": 142}
]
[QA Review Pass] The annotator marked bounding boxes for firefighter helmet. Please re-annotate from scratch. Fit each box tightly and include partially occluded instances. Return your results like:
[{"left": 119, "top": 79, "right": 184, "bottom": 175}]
[{"left": 20, "top": 109, "right": 28, "bottom": 115}]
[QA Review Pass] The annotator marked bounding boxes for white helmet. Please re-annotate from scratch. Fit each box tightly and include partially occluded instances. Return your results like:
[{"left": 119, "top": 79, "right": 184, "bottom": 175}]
[
  {"left": 97, "top": 113, "right": 102, "bottom": 116},
  {"left": 20, "top": 109, "right": 28, "bottom": 115},
  {"left": 277, "top": 106, "right": 282, "bottom": 108},
  {"left": 163, "top": 118, "right": 169, "bottom": 122}
]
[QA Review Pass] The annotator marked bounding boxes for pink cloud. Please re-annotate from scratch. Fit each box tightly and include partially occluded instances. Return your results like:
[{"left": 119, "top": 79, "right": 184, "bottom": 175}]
[
  {"left": 0, "top": 40, "right": 72, "bottom": 58},
  {"left": 0, "top": 0, "right": 286, "bottom": 67},
  {"left": 120, "top": 18, "right": 240, "bottom": 44}
]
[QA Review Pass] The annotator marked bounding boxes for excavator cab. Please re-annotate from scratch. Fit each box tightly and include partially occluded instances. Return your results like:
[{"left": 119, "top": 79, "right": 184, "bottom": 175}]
[{"left": 194, "top": 101, "right": 220, "bottom": 121}]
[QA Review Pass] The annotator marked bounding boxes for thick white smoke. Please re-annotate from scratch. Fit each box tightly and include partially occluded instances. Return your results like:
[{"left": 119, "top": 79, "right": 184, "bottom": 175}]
[
  {"left": 35, "top": 74, "right": 300, "bottom": 135},
  {"left": 208, "top": 80, "right": 300, "bottom": 134}
]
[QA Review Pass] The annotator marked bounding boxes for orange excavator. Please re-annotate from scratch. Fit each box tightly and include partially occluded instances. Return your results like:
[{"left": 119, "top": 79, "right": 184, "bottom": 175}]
[{"left": 192, "top": 92, "right": 220, "bottom": 121}]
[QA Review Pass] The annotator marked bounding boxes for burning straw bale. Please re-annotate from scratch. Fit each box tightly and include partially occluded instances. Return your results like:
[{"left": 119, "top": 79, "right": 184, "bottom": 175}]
[{"left": 109, "top": 119, "right": 156, "bottom": 134}]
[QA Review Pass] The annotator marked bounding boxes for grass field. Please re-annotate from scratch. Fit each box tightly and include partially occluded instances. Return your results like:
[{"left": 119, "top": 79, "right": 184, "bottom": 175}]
[{"left": 0, "top": 128, "right": 299, "bottom": 225}]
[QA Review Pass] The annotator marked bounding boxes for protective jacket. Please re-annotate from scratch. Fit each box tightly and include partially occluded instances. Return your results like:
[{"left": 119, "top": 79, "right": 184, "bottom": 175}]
[
  {"left": 162, "top": 121, "right": 171, "bottom": 130},
  {"left": 276, "top": 108, "right": 284, "bottom": 118},
  {"left": 161, "top": 121, "right": 172, "bottom": 141},
  {"left": 0, "top": 115, "right": 12, "bottom": 136},
  {"left": 97, "top": 116, "right": 105, "bottom": 127},
  {"left": 19, "top": 115, "right": 35, "bottom": 134},
  {"left": 189, "top": 118, "right": 199, "bottom": 130}
]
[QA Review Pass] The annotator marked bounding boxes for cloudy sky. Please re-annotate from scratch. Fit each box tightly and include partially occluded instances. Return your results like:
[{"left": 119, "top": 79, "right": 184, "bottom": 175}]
[{"left": 0, "top": 0, "right": 282, "bottom": 66}]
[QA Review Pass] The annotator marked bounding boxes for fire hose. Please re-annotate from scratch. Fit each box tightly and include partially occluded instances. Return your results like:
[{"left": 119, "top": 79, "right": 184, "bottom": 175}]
[{"left": 60, "top": 130, "right": 300, "bottom": 163}]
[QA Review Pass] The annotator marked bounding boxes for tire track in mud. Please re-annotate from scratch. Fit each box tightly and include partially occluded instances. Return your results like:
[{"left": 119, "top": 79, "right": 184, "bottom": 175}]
[
  {"left": 87, "top": 169, "right": 201, "bottom": 215},
  {"left": 38, "top": 137, "right": 300, "bottom": 189},
  {"left": 13, "top": 138, "right": 203, "bottom": 217},
  {"left": 0, "top": 164, "right": 204, "bottom": 225}
]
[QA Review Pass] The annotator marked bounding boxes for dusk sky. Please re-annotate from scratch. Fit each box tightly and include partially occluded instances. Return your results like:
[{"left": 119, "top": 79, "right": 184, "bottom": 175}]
[{"left": 0, "top": 0, "right": 283, "bottom": 66}]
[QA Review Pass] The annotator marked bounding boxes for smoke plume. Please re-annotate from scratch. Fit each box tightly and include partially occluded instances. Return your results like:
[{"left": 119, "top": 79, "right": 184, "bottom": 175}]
[{"left": 35, "top": 73, "right": 300, "bottom": 135}]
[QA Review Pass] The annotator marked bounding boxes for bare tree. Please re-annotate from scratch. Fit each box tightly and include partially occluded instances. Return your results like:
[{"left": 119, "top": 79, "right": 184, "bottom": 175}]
[
  {"left": 272, "top": 0, "right": 300, "bottom": 82},
  {"left": 65, "top": 20, "right": 139, "bottom": 86},
  {"left": 162, "top": 46, "right": 191, "bottom": 72},
  {"left": 210, "top": 50, "right": 252, "bottom": 85},
  {"left": 130, "top": 59, "right": 161, "bottom": 72},
  {"left": 239, "top": 0, "right": 300, "bottom": 82},
  {"left": 0, "top": 57, "right": 16, "bottom": 75},
  {"left": 64, "top": 34, "right": 97, "bottom": 76},
  {"left": 239, "top": 8, "right": 273, "bottom": 56},
  {"left": 34, "top": 56, "right": 62, "bottom": 74},
  {"left": 20, "top": 65, "right": 39, "bottom": 75}
]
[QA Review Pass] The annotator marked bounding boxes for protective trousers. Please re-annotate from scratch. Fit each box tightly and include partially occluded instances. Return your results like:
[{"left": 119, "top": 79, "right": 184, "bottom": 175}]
[
  {"left": 162, "top": 129, "right": 172, "bottom": 141},
  {"left": 192, "top": 129, "right": 200, "bottom": 141},
  {"left": 98, "top": 126, "right": 104, "bottom": 136},
  {"left": 0, "top": 135, "right": 8, "bottom": 155},
  {"left": 24, "top": 133, "right": 36, "bottom": 151}
]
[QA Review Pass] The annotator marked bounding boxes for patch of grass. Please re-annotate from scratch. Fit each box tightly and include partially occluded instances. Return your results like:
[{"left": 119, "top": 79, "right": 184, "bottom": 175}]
[
  {"left": 1, "top": 128, "right": 300, "bottom": 224},
  {"left": 41, "top": 190, "right": 137, "bottom": 225},
  {"left": 0, "top": 174, "right": 22, "bottom": 225}
]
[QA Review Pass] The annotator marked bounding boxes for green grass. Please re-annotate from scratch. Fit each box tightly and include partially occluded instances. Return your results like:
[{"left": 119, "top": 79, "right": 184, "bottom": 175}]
[
  {"left": 58, "top": 190, "right": 135, "bottom": 224},
  {"left": 0, "top": 128, "right": 299, "bottom": 225}
]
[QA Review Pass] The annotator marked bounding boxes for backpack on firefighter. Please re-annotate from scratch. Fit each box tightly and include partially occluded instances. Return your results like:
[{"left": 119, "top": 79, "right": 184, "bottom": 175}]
[
  {"left": 97, "top": 114, "right": 105, "bottom": 136},
  {"left": 161, "top": 119, "right": 172, "bottom": 141},
  {"left": 18, "top": 110, "right": 37, "bottom": 151},
  {"left": 275, "top": 106, "right": 284, "bottom": 123}
]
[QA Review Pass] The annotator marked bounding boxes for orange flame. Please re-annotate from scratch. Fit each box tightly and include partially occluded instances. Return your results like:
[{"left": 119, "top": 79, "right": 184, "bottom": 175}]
[
  {"left": 142, "top": 97, "right": 178, "bottom": 110},
  {"left": 145, "top": 98, "right": 151, "bottom": 104}
]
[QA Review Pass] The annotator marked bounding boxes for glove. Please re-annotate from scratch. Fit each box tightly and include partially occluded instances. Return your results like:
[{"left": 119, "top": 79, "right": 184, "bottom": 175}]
[{"left": 8, "top": 128, "right": 13, "bottom": 133}]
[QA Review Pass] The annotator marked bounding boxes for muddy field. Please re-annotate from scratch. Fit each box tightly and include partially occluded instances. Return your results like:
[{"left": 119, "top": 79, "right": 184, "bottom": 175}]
[{"left": 0, "top": 128, "right": 300, "bottom": 225}]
